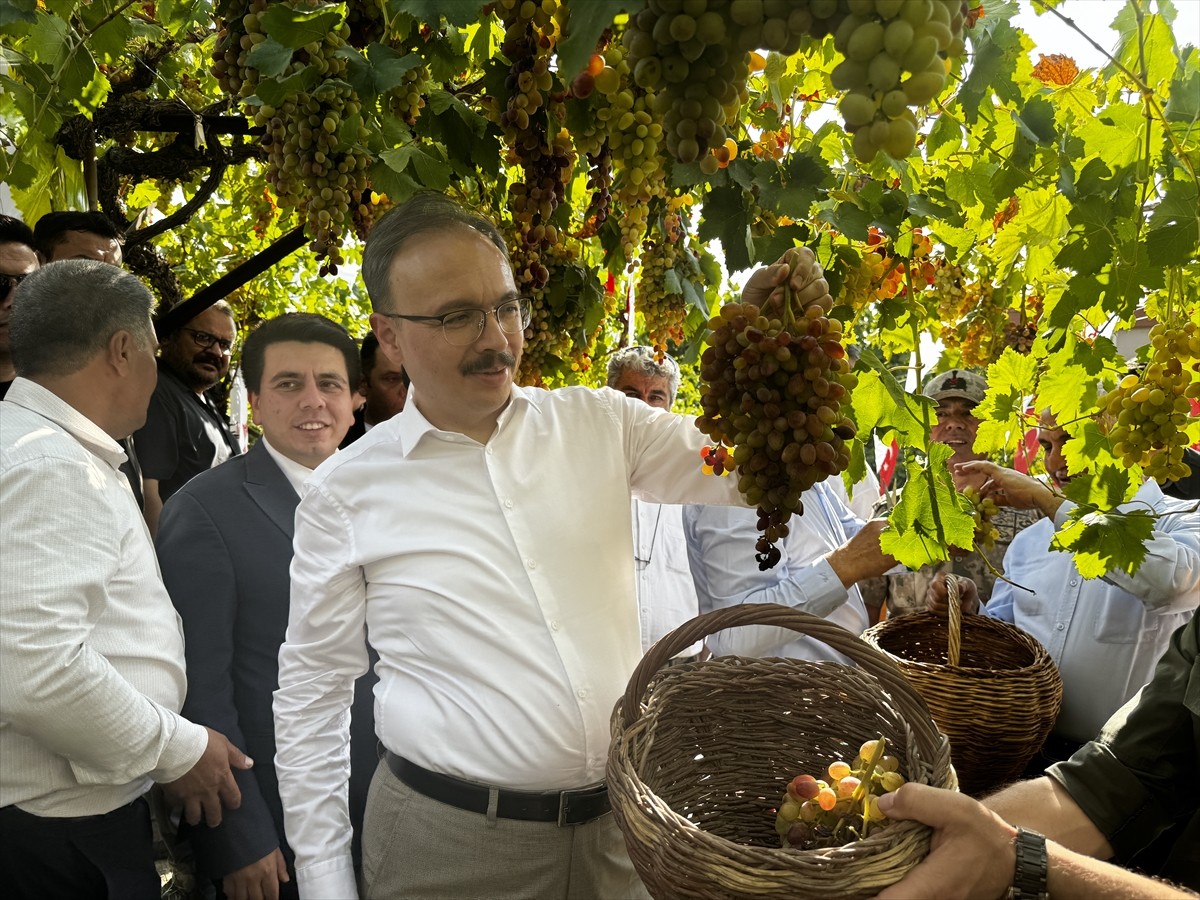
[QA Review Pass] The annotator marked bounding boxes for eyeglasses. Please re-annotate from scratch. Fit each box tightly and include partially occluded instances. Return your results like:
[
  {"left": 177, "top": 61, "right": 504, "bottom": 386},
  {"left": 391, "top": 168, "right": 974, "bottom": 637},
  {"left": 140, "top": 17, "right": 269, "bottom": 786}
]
[
  {"left": 182, "top": 327, "right": 234, "bottom": 354},
  {"left": 0, "top": 272, "right": 29, "bottom": 295},
  {"left": 380, "top": 298, "right": 532, "bottom": 347}
]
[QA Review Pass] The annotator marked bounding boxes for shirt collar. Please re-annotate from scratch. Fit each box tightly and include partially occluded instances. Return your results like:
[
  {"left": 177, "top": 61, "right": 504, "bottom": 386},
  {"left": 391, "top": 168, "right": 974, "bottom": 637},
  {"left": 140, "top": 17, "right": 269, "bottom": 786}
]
[
  {"left": 2, "top": 377, "right": 127, "bottom": 467},
  {"left": 259, "top": 435, "right": 316, "bottom": 495},
  {"left": 391, "top": 382, "right": 543, "bottom": 455}
]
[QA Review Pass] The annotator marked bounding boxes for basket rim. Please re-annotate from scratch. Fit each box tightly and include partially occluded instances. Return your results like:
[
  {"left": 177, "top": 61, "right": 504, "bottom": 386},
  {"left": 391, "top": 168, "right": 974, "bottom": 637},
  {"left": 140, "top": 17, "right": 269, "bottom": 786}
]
[{"left": 861, "top": 612, "right": 1056, "bottom": 677}]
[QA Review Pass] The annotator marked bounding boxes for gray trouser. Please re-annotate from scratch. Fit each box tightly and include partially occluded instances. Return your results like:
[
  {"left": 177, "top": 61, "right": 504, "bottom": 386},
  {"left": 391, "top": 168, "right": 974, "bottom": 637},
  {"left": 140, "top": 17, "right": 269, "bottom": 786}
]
[{"left": 361, "top": 758, "right": 651, "bottom": 900}]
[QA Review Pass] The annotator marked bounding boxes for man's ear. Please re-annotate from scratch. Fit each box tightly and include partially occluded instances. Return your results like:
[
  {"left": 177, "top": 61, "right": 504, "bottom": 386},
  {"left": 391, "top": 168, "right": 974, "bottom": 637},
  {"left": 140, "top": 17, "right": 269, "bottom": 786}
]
[
  {"left": 369, "top": 313, "right": 404, "bottom": 369},
  {"left": 106, "top": 330, "right": 136, "bottom": 374}
]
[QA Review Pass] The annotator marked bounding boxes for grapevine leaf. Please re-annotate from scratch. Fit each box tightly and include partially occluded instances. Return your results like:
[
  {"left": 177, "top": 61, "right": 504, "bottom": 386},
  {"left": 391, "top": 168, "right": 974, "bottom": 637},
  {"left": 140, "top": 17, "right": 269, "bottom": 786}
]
[
  {"left": 370, "top": 158, "right": 423, "bottom": 204},
  {"left": 557, "top": 0, "right": 630, "bottom": 80},
  {"left": 1077, "top": 105, "right": 1144, "bottom": 171},
  {"left": 1062, "top": 429, "right": 1139, "bottom": 510},
  {"left": 817, "top": 201, "right": 872, "bottom": 243},
  {"left": 662, "top": 268, "right": 682, "bottom": 297},
  {"left": 1146, "top": 222, "right": 1200, "bottom": 267},
  {"left": 79, "top": 6, "right": 132, "bottom": 65},
  {"left": 340, "top": 44, "right": 421, "bottom": 100},
  {"left": 1164, "top": 68, "right": 1200, "bottom": 122},
  {"left": 260, "top": 2, "right": 345, "bottom": 50},
  {"left": 955, "top": 18, "right": 1024, "bottom": 122},
  {"left": 0, "top": 0, "right": 37, "bottom": 26},
  {"left": 245, "top": 37, "right": 294, "bottom": 78},
  {"left": 1113, "top": 11, "right": 1177, "bottom": 92},
  {"left": 880, "top": 443, "right": 976, "bottom": 569},
  {"left": 389, "top": 0, "right": 491, "bottom": 28},
  {"left": 973, "top": 348, "right": 1038, "bottom": 456},
  {"left": 843, "top": 438, "right": 867, "bottom": 497},
  {"left": 1011, "top": 97, "right": 1057, "bottom": 145},
  {"left": 378, "top": 143, "right": 451, "bottom": 190},
  {"left": 851, "top": 359, "right": 932, "bottom": 452},
  {"left": 1052, "top": 508, "right": 1155, "bottom": 579},
  {"left": 698, "top": 185, "right": 754, "bottom": 272},
  {"left": 254, "top": 67, "right": 320, "bottom": 106},
  {"left": 753, "top": 223, "right": 808, "bottom": 268}
]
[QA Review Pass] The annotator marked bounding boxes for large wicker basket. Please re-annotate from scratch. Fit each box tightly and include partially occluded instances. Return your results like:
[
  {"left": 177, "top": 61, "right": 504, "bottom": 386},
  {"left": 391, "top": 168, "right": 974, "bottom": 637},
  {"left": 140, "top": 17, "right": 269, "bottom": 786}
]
[
  {"left": 861, "top": 577, "right": 1063, "bottom": 796},
  {"left": 608, "top": 604, "right": 957, "bottom": 900}
]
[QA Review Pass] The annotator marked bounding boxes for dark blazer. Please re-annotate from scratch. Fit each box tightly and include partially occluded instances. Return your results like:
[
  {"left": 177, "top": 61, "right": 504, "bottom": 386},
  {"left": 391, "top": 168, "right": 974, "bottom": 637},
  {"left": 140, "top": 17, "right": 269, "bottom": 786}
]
[
  {"left": 156, "top": 441, "right": 377, "bottom": 886},
  {"left": 339, "top": 407, "right": 367, "bottom": 449}
]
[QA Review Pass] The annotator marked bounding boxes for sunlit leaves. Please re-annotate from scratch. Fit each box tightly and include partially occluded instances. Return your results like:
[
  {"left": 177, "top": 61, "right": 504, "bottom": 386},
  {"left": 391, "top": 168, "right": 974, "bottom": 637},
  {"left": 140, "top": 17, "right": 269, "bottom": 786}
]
[
  {"left": 1052, "top": 506, "right": 1155, "bottom": 579},
  {"left": 879, "top": 442, "right": 976, "bottom": 570}
]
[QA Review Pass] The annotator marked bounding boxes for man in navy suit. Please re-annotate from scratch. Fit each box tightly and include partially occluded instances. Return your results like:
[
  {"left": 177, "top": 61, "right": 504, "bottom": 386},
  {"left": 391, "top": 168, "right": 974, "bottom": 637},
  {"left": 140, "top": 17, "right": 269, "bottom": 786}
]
[{"left": 156, "top": 313, "right": 378, "bottom": 899}]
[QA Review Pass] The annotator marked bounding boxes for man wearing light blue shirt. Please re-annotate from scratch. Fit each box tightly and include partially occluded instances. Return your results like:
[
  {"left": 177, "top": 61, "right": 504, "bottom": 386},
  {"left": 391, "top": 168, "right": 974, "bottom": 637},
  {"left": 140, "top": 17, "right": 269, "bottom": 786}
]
[{"left": 930, "top": 411, "right": 1200, "bottom": 750}]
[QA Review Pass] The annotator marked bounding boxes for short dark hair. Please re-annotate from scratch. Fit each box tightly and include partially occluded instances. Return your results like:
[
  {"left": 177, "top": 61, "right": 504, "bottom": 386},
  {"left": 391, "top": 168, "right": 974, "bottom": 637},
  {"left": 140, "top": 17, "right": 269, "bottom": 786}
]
[
  {"left": 241, "top": 313, "right": 360, "bottom": 393},
  {"left": 11, "top": 260, "right": 155, "bottom": 378},
  {"left": 33, "top": 211, "right": 125, "bottom": 259},
  {"left": 360, "top": 331, "right": 409, "bottom": 386},
  {"left": 0, "top": 214, "right": 36, "bottom": 252},
  {"left": 361, "top": 191, "right": 511, "bottom": 313}
]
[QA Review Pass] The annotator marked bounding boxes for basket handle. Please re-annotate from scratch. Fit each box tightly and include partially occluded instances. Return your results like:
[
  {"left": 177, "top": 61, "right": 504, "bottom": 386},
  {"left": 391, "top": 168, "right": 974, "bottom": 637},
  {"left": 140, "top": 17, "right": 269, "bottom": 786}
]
[
  {"left": 621, "top": 604, "right": 943, "bottom": 751},
  {"left": 946, "top": 574, "right": 963, "bottom": 667}
]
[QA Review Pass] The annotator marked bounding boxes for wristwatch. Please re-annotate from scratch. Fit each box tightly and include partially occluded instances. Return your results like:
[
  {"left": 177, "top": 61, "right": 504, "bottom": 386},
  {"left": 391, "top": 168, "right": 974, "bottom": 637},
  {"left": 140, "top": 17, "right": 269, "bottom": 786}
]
[{"left": 1008, "top": 827, "right": 1049, "bottom": 900}]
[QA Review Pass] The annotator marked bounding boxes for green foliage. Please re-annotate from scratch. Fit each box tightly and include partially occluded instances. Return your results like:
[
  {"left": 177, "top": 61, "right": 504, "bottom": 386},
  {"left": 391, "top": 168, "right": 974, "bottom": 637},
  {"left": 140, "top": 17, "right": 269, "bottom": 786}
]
[{"left": 2, "top": 0, "right": 1197, "bottom": 577}]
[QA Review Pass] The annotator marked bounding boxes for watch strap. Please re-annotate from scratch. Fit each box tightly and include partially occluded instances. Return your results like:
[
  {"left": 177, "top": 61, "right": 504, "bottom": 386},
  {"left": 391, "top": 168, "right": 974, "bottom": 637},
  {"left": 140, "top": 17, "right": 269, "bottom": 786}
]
[{"left": 1008, "top": 827, "right": 1049, "bottom": 900}]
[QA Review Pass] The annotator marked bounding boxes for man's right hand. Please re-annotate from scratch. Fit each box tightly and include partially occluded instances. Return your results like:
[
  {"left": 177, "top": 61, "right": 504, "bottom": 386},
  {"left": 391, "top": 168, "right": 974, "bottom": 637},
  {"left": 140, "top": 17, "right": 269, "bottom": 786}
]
[
  {"left": 927, "top": 571, "right": 981, "bottom": 616},
  {"left": 161, "top": 726, "right": 253, "bottom": 826},
  {"left": 222, "top": 848, "right": 290, "bottom": 900},
  {"left": 826, "top": 519, "right": 898, "bottom": 588}
]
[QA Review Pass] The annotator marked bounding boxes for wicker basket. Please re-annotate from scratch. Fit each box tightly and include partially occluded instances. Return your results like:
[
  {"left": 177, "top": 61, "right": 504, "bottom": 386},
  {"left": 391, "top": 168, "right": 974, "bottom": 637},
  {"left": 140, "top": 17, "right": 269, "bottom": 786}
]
[
  {"left": 608, "top": 603, "right": 957, "bottom": 900},
  {"left": 861, "top": 576, "right": 1063, "bottom": 796}
]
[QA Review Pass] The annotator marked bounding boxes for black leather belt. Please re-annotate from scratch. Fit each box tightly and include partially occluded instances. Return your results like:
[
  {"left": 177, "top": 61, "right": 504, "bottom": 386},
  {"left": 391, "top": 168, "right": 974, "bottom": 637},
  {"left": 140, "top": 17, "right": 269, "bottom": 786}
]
[{"left": 385, "top": 752, "right": 610, "bottom": 826}]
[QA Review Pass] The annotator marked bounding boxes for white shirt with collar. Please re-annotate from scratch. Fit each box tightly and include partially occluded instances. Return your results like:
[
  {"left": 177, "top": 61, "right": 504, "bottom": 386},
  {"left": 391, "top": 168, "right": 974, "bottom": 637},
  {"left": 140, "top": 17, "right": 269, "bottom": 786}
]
[
  {"left": 684, "top": 479, "right": 870, "bottom": 663},
  {"left": 260, "top": 434, "right": 316, "bottom": 496},
  {"left": 274, "top": 383, "right": 743, "bottom": 898},
  {"left": 0, "top": 378, "right": 208, "bottom": 816},
  {"left": 633, "top": 499, "right": 705, "bottom": 658},
  {"left": 986, "top": 479, "right": 1200, "bottom": 743}
]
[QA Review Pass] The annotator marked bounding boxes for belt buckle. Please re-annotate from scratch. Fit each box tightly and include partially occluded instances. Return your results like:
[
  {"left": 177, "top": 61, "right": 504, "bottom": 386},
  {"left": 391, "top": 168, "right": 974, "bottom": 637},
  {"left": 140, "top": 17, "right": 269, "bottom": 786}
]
[{"left": 557, "top": 782, "right": 608, "bottom": 827}]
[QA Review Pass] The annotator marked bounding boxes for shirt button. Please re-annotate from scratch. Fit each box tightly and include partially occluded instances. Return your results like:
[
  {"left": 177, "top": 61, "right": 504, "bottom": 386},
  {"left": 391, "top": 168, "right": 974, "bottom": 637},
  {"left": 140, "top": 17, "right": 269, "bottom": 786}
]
[
  {"left": 486, "top": 447, "right": 494, "bottom": 456},
  {"left": 526, "top": 559, "right": 537, "bottom": 569},
  {"left": 550, "top": 620, "right": 561, "bottom": 632},
  {"left": 1056, "top": 623, "right": 1066, "bottom": 631},
  {"left": 504, "top": 499, "right": 514, "bottom": 509},
  {"left": 1069, "top": 580, "right": 1077, "bottom": 586},
  {"left": 577, "top": 689, "right": 589, "bottom": 700}
]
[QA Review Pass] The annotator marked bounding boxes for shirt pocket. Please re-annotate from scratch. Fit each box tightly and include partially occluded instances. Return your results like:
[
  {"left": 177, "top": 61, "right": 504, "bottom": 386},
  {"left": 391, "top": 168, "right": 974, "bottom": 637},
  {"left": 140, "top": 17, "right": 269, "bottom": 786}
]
[{"left": 1091, "top": 592, "right": 1153, "bottom": 645}]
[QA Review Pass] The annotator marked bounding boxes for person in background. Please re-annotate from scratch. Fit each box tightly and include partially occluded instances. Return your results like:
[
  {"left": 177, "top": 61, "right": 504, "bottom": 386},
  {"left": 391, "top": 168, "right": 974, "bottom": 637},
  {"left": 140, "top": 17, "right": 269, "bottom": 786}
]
[
  {"left": 0, "top": 215, "right": 39, "bottom": 401},
  {"left": 157, "top": 313, "right": 378, "bottom": 900},
  {"left": 340, "top": 331, "right": 409, "bottom": 447},
  {"left": 272, "top": 192, "right": 828, "bottom": 899},
  {"left": 33, "top": 210, "right": 124, "bottom": 266},
  {"left": 133, "top": 300, "right": 240, "bottom": 536},
  {"left": 607, "top": 345, "right": 706, "bottom": 665},
  {"left": 0, "top": 261, "right": 250, "bottom": 899},
  {"left": 866, "top": 368, "right": 1043, "bottom": 619},
  {"left": 929, "top": 408, "right": 1200, "bottom": 766}
]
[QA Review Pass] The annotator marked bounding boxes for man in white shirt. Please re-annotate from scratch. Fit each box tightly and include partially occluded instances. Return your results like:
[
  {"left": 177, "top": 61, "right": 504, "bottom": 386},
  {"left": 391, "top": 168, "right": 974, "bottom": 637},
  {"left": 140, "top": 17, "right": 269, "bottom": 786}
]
[
  {"left": 0, "top": 260, "right": 251, "bottom": 899},
  {"left": 684, "top": 481, "right": 896, "bottom": 662},
  {"left": 272, "top": 193, "right": 830, "bottom": 899},
  {"left": 157, "top": 314, "right": 379, "bottom": 900},
  {"left": 606, "top": 345, "right": 705, "bottom": 664},
  {"left": 930, "top": 410, "right": 1200, "bottom": 759}
]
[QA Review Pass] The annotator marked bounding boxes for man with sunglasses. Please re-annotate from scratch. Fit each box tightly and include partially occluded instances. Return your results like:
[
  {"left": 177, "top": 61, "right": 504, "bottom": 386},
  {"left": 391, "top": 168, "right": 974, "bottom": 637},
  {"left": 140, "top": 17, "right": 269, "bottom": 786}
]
[
  {"left": 0, "top": 215, "right": 40, "bottom": 402},
  {"left": 133, "top": 301, "right": 240, "bottom": 535},
  {"left": 273, "top": 193, "right": 832, "bottom": 899}
]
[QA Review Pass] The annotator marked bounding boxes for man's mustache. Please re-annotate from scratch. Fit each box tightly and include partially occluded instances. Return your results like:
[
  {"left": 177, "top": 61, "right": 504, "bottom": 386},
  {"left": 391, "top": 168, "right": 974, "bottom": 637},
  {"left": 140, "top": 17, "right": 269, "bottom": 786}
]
[
  {"left": 193, "top": 353, "right": 223, "bottom": 369},
  {"left": 460, "top": 350, "right": 516, "bottom": 376}
]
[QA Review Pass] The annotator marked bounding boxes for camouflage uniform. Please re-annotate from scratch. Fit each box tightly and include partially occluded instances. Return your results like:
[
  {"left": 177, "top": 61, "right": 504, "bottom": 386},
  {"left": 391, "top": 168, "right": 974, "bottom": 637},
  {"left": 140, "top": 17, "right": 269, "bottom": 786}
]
[{"left": 860, "top": 505, "right": 1044, "bottom": 616}]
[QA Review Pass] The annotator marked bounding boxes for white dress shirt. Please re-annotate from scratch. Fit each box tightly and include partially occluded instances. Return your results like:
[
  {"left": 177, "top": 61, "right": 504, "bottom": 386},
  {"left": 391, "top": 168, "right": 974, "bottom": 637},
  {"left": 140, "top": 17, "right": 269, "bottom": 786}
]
[
  {"left": 274, "top": 384, "right": 741, "bottom": 898},
  {"left": 684, "top": 479, "right": 870, "bottom": 663},
  {"left": 633, "top": 499, "right": 704, "bottom": 658},
  {"left": 986, "top": 480, "right": 1199, "bottom": 743},
  {"left": 261, "top": 435, "right": 313, "bottom": 495},
  {"left": 0, "top": 379, "right": 208, "bottom": 816}
]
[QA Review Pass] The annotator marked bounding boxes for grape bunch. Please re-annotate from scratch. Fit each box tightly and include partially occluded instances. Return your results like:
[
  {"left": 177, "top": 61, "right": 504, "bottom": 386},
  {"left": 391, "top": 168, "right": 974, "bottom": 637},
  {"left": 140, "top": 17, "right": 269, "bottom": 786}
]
[
  {"left": 1104, "top": 321, "right": 1200, "bottom": 484},
  {"left": 932, "top": 259, "right": 1004, "bottom": 368},
  {"left": 961, "top": 485, "right": 999, "bottom": 551},
  {"left": 832, "top": 0, "right": 971, "bottom": 162},
  {"left": 213, "top": 0, "right": 373, "bottom": 275},
  {"left": 775, "top": 737, "right": 906, "bottom": 850},
  {"left": 696, "top": 250, "right": 857, "bottom": 569},
  {"left": 635, "top": 224, "right": 688, "bottom": 352}
]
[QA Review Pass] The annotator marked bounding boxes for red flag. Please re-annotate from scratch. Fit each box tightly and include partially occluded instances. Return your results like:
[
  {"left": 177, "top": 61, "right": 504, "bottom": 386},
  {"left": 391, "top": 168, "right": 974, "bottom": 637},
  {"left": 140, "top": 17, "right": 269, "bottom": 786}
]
[{"left": 878, "top": 439, "right": 900, "bottom": 489}]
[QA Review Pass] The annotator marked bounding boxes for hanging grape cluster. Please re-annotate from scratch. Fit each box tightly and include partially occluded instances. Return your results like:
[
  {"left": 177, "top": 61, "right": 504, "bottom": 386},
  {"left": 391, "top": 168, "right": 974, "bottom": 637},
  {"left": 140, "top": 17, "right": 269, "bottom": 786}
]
[
  {"left": 832, "top": 0, "right": 970, "bottom": 161},
  {"left": 932, "top": 259, "right": 1004, "bottom": 368},
  {"left": 635, "top": 231, "right": 685, "bottom": 352},
  {"left": 696, "top": 250, "right": 857, "bottom": 569},
  {"left": 1103, "top": 321, "right": 1200, "bottom": 484},
  {"left": 212, "top": 0, "right": 373, "bottom": 275}
]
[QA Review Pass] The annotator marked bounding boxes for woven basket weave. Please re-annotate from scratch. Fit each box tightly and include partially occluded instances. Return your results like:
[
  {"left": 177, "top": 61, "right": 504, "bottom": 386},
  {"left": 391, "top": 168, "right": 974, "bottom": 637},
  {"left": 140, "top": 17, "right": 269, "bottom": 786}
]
[
  {"left": 607, "top": 604, "right": 956, "bottom": 900},
  {"left": 861, "top": 576, "right": 1063, "bottom": 796}
]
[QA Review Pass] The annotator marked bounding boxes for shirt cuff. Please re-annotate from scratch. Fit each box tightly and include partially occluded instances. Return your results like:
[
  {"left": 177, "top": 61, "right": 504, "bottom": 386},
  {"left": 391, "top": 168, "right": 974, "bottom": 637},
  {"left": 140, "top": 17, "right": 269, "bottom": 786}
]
[
  {"left": 801, "top": 558, "right": 851, "bottom": 618},
  {"left": 150, "top": 716, "right": 211, "bottom": 784},
  {"left": 298, "top": 855, "right": 358, "bottom": 900}
]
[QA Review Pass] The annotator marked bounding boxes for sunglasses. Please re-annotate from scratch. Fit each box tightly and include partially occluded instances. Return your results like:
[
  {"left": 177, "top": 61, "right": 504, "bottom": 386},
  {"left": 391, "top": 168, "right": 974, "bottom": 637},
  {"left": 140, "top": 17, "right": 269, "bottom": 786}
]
[{"left": 0, "top": 272, "right": 29, "bottom": 295}]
